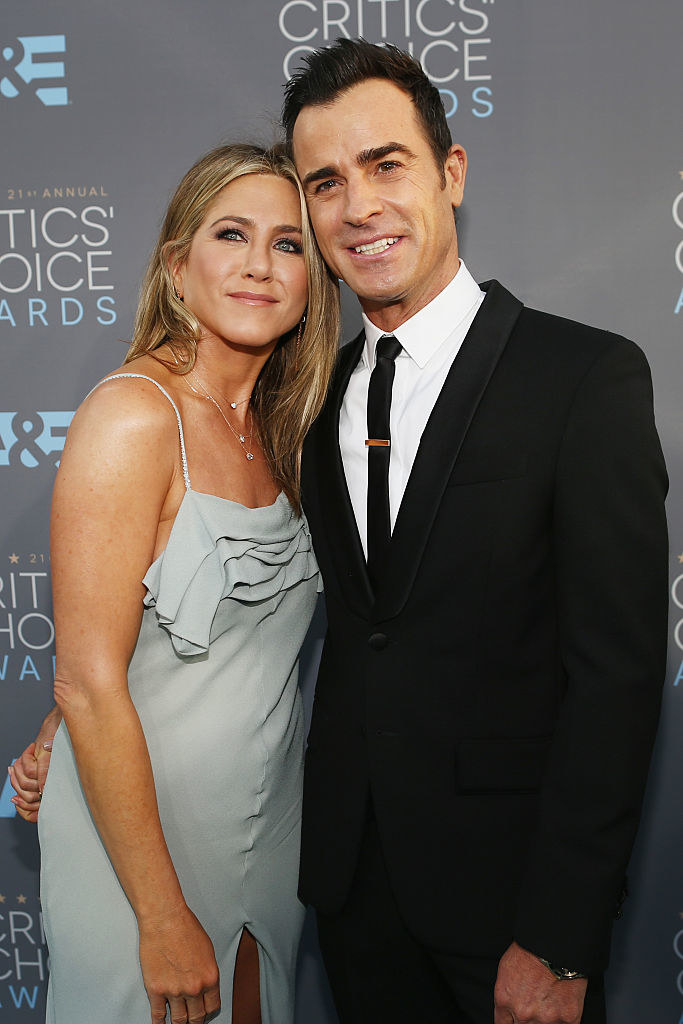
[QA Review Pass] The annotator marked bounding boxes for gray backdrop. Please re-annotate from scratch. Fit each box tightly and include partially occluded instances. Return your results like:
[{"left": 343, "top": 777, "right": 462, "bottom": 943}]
[{"left": 1, "top": 1, "right": 682, "bottom": 1019}]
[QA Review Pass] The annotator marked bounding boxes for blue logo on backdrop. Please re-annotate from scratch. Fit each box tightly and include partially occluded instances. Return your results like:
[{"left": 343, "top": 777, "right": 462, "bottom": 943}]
[
  {"left": 0, "top": 35, "right": 68, "bottom": 106},
  {"left": 0, "top": 766, "right": 18, "bottom": 817},
  {"left": 0, "top": 412, "right": 73, "bottom": 468}
]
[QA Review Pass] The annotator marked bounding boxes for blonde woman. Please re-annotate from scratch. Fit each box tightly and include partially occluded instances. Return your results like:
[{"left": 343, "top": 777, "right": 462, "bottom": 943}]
[{"left": 11, "top": 144, "right": 339, "bottom": 1024}]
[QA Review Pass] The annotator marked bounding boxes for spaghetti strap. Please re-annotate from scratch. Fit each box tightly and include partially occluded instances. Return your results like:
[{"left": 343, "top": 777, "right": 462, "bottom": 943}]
[{"left": 85, "top": 373, "right": 191, "bottom": 490}]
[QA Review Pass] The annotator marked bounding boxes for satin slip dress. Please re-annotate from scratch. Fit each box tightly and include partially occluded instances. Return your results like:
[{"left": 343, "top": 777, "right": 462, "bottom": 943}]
[{"left": 39, "top": 373, "right": 320, "bottom": 1023}]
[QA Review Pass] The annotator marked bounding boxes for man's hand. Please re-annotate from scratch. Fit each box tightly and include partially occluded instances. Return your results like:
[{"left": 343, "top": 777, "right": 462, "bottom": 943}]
[
  {"left": 494, "top": 942, "right": 587, "bottom": 1024},
  {"left": 8, "top": 707, "right": 62, "bottom": 822}
]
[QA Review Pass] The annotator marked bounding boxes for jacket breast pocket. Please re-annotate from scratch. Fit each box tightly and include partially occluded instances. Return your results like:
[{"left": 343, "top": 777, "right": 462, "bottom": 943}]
[
  {"left": 447, "top": 453, "right": 527, "bottom": 487},
  {"left": 455, "top": 735, "right": 552, "bottom": 795}
]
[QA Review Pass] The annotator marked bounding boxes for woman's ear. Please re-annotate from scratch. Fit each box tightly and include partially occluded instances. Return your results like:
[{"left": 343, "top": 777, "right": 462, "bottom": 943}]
[{"left": 171, "top": 262, "right": 184, "bottom": 301}]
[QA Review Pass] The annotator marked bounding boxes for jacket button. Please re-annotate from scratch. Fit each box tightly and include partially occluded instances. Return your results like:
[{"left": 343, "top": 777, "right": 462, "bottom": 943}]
[{"left": 368, "top": 632, "right": 388, "bottom": 650}]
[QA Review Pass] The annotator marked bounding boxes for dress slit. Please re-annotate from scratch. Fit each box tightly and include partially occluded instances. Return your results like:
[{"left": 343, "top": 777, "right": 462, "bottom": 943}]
[{"left": 232, "top": 927, "right": 262, "bottom": 1024}]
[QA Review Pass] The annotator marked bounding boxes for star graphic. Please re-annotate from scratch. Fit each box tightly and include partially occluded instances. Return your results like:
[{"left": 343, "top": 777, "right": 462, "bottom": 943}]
[
  {"left": 0, "top": 894, "right": 5, "bottom": 903},
  {"left": 16, "top": 894, "right": 27, "bottom": 904},
  {"left": 679, "top": 171, "right": 683, "bottom": 180},
  {"left": 9, "top": 553, "right": 19, "bottom": 564},
  {"left": 680, "top": 910, "right": 683, "bottom": 918},
  {"left": 678, "top": 553, "right": 683, "bottom": 563}
]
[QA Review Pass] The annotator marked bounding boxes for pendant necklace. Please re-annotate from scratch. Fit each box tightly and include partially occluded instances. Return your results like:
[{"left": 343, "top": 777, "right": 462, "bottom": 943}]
[{"left": 187, "top": 370, "right": 257, "bottom": 461}]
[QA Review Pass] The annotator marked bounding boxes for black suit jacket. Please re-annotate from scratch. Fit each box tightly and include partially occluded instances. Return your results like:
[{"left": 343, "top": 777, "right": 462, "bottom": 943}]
[{"left": 299, "top": 281, "right": 668, "bottom": 975}]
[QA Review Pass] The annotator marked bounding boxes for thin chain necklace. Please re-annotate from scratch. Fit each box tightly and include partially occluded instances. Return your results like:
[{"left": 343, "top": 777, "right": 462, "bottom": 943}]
[{"left": 187, "top": 370, "right": 257, "bottom": 462}]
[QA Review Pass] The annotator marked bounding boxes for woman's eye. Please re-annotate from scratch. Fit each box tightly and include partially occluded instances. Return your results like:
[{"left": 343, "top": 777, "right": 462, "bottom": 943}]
[
  {"left": 216, "top": 227, "right": 244, "bottom": 242},
  {"left": 275, "top": 238, "right": 303, "bottom": 254}
]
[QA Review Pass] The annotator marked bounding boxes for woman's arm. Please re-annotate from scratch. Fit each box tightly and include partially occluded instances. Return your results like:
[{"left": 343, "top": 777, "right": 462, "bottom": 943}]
[{"left": 48, "top": 378, "right": 220, "bottom": 1024}]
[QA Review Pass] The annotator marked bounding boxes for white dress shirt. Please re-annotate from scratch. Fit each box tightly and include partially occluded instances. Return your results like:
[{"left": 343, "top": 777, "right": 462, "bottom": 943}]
[{"left": 339, "top": 260, "right": 485, "bottom": 557}]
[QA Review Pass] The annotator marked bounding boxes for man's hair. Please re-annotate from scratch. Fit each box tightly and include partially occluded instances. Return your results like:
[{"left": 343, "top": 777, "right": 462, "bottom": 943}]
[{"left": 282, "top": 38, "right": 452, "bottom": 172}]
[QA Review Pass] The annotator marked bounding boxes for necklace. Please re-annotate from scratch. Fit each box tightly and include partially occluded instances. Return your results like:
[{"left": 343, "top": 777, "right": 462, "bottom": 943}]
[
  {"left": 187, "top": 371, "right": 257, "bottom": 462},
  {"left": 169, "top": 347, "right": 250, "bottom": 409}
]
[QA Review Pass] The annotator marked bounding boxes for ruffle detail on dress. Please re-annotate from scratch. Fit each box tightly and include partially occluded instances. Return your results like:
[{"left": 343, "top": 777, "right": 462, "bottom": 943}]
[{"left": 142, "top": 490, "right": 321, "bottom": 656}]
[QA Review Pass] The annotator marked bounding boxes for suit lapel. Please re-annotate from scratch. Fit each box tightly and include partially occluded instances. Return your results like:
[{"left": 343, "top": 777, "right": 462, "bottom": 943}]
[
  {"left": 373, "top": 280, "right": 524, "bottom": 621},
  {"left": 314, "top": 331, "right": 375, "bottom": 612}
]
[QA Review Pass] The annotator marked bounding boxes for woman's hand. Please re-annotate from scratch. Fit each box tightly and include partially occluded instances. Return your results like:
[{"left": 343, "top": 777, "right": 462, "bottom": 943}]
[
  {"left": 8, "top": 706, "right": 62, "bottom": 822},
  {"left": 139, "top": 904, "right": 221, "bottom": 1024}
]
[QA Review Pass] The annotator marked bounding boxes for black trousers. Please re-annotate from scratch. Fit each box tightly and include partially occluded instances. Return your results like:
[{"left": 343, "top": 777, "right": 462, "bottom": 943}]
[{"left": 316, "top": 819, "right": 606, "bottom": 1024}]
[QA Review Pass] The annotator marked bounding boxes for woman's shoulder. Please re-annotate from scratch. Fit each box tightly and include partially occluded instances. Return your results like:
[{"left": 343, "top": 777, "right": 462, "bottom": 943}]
[
  {"left": 62, "top": 355, "right": 187, "bottom": 480},
  {"left": 51, "top": 355, "right": 188, "bottom": 558},
  {"left": 78, "top": 354, "right": 184, "bottom": 431}
]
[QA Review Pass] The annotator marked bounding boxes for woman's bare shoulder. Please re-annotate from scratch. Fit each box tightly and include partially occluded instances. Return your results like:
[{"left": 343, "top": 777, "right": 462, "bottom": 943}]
[
  {"left": 76, "top": 355, "right": 183, "bottom": 436},
  {"left": 60, "top": 356, "right": 187, "bottom": 488}
]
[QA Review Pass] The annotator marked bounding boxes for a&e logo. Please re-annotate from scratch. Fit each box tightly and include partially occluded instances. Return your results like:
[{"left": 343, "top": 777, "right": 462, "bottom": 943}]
[
  {"left": 1, "top": 35, "right": 68, "bottom": 107},
  {"left": 0, "top": 412, "right": 73, "bottom": 468}
]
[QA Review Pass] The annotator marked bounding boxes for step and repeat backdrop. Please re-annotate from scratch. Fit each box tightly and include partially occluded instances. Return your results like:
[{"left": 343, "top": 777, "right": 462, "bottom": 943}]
[{"left": 1, "top": 1, "right": 682, "bottom": 1020}]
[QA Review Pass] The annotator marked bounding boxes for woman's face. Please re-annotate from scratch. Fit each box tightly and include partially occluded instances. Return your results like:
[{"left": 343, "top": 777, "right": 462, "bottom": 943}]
[{"left": 174, "top": 173, "right": 308, "bottom": 350}]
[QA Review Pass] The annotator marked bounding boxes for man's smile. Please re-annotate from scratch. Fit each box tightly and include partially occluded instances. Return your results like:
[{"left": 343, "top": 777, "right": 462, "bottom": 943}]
[{"left": 352, "top": 236, "right": 400, "bottom": 255}]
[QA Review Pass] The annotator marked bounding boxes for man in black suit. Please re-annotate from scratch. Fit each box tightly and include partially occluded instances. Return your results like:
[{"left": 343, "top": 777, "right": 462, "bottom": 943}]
[{"left": 284, "top": 38, "right": 668, "bottom": 1024}]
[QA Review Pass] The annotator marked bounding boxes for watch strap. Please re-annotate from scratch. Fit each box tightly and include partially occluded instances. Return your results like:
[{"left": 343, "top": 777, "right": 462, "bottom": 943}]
[{"left": 537, "top": 956, "right": 587, "bottom": 981}]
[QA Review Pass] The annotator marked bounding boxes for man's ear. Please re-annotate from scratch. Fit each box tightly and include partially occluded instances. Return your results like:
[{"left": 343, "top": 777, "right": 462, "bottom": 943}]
[{"left": 444, "top": 144, "right": 467, "bottom": 209}]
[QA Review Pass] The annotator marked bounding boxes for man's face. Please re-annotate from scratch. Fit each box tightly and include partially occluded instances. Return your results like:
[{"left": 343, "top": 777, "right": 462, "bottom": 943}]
[{"left": 292, "top": 79, "right": 466, "bottom": 329}]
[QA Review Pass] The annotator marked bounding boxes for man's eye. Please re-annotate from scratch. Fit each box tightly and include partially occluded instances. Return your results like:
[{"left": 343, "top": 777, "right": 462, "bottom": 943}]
[
  {"left": 315, "top": 179, "right": 337, "bottom": 194},
  {"left": 378, "top": 161, "right": 399, "bottom": 173}
]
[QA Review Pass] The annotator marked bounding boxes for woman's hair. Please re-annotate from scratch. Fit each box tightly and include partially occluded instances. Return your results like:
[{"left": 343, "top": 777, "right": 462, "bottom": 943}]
[{"left": 126, "top": 142, "right": 340, "bottom": 512}]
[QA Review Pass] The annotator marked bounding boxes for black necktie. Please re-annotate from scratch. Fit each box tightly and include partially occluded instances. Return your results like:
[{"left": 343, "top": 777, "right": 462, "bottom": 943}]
[{"left": 366, "top": 334, "right": 402, "bottom": 588}]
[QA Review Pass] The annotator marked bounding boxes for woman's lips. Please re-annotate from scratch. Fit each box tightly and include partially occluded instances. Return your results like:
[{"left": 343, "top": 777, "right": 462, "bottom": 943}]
[{"left": 227, "top": 291, "right": 278, "bottom": 305}]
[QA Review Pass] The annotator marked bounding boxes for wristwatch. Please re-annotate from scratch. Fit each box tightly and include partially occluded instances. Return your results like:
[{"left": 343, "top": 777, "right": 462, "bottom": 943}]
[{"left": 537, "top": 956, "right": 586, "bottom": 981}]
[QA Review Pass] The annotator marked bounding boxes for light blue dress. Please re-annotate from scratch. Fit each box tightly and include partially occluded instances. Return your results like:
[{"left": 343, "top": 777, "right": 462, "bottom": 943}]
[{"left": 38, "top": 374, "right": 320, "bottom": 1023}]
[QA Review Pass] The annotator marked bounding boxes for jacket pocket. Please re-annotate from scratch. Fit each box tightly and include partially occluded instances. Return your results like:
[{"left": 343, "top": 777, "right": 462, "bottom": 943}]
[{"left": 455, "top": 734, "right": 552, "bottom": 794}]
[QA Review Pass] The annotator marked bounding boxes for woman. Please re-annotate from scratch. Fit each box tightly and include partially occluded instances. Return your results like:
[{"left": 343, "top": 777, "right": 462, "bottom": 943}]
[{"left": 9, "top": 143, "right": 339, "bottom": 1024}]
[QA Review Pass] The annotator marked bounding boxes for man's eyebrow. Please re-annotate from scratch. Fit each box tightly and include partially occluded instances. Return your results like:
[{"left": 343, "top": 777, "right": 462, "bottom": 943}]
[
  {"left": 209, "top": 215, "right": 301, "bottom": 233},
  {"left": 301, "top": 166, "right": 339, "bottom": 190},
  {"left": 357, "top": 143, "right": 415, "bottom": 166},
  {"left": 301, "top": 143, "right": 415, "bottom": 190}
]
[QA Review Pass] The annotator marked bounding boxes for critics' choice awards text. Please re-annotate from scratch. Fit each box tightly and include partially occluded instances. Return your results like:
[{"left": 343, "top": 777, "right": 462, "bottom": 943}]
[
  {"left": 278, "top": 0, "right": 495, "bottom": 120},
  {"left": 0, "top": 201, "right": 117, "bottom": 328}
]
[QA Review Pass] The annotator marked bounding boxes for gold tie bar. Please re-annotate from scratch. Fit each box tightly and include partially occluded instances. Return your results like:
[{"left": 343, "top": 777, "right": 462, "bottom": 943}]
[{"left": 365, "top": 439, "right": 391, "bottom": 447}]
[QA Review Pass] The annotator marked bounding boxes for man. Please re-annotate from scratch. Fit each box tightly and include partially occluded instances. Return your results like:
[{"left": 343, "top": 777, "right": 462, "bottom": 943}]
[
  {"left": 13, "top": 38, "right": 668, "bottom": 1024},
  {"left": 283, "top": 39, "right": 668, "bottom": 1024}
]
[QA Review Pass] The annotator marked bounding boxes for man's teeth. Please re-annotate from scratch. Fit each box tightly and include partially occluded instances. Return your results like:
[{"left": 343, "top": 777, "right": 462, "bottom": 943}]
[{"left": 354, "top": 237, "right": 399, "bottom": 255}]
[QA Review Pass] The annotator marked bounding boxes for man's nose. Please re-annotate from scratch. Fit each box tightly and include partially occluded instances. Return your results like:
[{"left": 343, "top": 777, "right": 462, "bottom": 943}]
[{"left": 342, "top": 177, "right": 383, "bottom": 225}]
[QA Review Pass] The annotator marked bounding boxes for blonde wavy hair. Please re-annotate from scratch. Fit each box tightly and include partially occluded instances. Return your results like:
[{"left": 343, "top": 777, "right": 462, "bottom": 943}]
[{"left": 126, "top": 143, "right": 340, "bottom": 512}]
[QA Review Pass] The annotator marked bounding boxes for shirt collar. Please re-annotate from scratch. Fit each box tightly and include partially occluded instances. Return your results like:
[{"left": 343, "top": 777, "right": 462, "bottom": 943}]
[{"left": 361, "top": 260, "right": 483, "bottom": 370}]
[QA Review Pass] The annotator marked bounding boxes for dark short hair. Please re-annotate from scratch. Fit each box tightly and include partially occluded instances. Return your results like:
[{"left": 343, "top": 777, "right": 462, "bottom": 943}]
[{"left": 282, "top": 38, "right": 452, "bottom": 172}]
